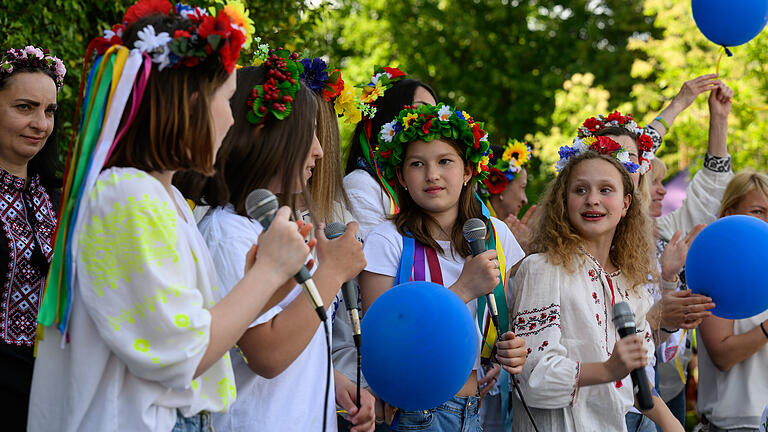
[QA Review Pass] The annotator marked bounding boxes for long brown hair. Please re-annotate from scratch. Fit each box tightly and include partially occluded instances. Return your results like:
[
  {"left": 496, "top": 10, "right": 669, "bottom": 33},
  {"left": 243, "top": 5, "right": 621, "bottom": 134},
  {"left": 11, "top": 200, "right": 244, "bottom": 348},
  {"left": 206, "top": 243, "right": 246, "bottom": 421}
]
[
  {"left": 106, "top": 15, "right": 228, "bottom": 175},
  {"left": 309, "top": 92, "right": 348, "bottom": 223},
  {"left": 392, "top": 139, "right": 486, "bottom": 258},
  {"left": 530, "top": 151, "right": 655, "bottom": 290},
  {"left": 175, "top": 66, "right": 317, "bottom": 216}
]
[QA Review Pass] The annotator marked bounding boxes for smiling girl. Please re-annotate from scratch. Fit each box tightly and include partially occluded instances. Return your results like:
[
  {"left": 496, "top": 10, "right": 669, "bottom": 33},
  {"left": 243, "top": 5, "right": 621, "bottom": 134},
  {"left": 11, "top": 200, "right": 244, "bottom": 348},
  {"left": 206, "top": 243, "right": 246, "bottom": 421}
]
[
  {"left": 511, "top": 137, "right": 683, "bottom": 431},
  {"left": 359, "top": 103, "right": 528, "bottom": 431}
]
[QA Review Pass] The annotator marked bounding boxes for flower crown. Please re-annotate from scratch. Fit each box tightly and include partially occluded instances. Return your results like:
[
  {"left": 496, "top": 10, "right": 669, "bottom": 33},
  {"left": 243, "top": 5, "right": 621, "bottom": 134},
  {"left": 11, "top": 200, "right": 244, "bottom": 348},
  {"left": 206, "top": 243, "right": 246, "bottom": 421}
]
[
  {"left": 556, "top": 135, "right": 638, "bottom": 173},
  {"left": 92, "top": 0, "right": 252, "bottom": 73},
  {"left": 246, "top": 48, "right": 302, "bottom": 125},
  {"left": 375, "top": 103, "right": 492, "bottom": 183},
  {"left": 478, "top": 139, "right": 532, "bottom": 199},
  {"left": 578, "top": 110, "right": 654, "bottom": 174},
  {"left": 358, "top": 65, "right": 407, "bottom": 119},
  {"left": 299, "top": 57, "right": 344, "bottom": 102},
  {"left": 0, "top": 46, "right": 66, "bottom": 90}
]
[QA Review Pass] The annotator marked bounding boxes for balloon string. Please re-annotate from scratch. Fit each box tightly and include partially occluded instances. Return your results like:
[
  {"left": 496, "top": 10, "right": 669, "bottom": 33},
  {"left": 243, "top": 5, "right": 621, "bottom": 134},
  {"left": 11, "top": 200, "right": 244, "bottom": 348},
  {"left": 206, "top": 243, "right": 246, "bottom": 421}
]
[{"left": 715, "top": 47, "right": 768, "bottom": 111}]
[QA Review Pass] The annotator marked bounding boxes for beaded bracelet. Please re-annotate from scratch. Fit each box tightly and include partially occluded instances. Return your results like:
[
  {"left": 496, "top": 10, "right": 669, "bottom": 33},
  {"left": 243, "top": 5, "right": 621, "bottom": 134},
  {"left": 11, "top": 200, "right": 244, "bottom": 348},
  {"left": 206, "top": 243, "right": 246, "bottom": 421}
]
[{"left": 654, "top": 116, "right": 670, "bottom": 131}]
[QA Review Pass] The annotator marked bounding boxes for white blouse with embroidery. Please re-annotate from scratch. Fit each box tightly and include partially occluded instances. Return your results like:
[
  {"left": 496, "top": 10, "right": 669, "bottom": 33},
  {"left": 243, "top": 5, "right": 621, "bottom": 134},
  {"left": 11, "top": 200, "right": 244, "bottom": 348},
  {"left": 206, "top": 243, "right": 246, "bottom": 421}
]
[
  {"left": 511, "top": 252, "right": 654, "bottom": 432},
  {"left": 29, "top": 168, "right": 235, "bottom": 432}
]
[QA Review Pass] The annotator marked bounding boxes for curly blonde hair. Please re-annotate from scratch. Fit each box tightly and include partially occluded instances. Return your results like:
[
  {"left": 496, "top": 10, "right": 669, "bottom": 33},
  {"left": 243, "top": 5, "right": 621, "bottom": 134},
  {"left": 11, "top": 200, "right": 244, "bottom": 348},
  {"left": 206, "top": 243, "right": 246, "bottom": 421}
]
[{"left": 530, "top": 151, "right": 656, "bottom": 290}]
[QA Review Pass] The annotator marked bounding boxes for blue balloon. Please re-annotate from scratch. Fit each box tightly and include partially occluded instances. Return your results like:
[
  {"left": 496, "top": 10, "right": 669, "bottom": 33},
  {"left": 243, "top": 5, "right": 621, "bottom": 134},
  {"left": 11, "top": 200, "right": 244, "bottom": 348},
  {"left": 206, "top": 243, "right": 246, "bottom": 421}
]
[
  {"left": 361, "top": 281, "right": 478, "bottom": 411},
  {"left": 692, "top": 0, "right": 768, "bottom": 47},
  {"left": 686, "top": 215, "right": 768, "bottom": 319}
]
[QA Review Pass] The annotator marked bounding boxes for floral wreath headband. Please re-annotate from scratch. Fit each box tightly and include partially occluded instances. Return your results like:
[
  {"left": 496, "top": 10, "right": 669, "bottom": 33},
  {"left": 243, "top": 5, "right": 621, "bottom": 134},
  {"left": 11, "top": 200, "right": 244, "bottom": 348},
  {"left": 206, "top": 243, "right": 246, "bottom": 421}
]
[
  {"left": 246, "top": 48, "right": 302, "bottom": 125},
  {"left": 0, "top": 46, "right": 66, "bottom": 90},
  {"left": 556, "top": 135, "right": 638, "bottom": 173},
  {"left": 578, "top": 110, "right": 654, "bottom": 175},
  {"left": 376, "top": 103, "right": 492, "bottom": 184},
  {"left": 478, "top": 139, "right": 532, "bottom": 199},
  {"left": 93, "top": 0, "right": 253, "bottom": 73}
]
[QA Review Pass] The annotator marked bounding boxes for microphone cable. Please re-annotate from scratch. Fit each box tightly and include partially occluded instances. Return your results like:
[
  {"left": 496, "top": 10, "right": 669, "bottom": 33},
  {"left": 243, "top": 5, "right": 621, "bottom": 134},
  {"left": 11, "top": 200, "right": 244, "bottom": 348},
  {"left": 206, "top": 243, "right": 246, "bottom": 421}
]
[{"left": 322, "top": 318, "right": 331, "bottom": 432}]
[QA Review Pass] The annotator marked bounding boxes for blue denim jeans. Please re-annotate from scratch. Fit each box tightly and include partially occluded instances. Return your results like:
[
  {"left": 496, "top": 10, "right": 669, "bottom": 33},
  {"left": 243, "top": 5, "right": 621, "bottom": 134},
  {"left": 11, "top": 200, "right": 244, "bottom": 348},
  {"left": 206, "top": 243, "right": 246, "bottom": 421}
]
[
  {"left": 393, "top": 395, "right": 482, "bottom": 432},
  {"left": 172, "top": 410, "right": 213, "bottom": 432},
  {"left": 625, "top": 412, "right": 657, "bottom": 432}
]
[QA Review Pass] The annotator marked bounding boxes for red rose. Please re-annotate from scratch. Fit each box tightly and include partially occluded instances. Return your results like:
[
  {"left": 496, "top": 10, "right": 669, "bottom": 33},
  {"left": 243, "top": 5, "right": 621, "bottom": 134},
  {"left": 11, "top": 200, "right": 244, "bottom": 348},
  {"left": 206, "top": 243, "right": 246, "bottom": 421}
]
[
  {"left": 174, "top": 30, "right": 192, "bottom": 39},
  {"left": 421, "top": 118, "right": 433, "bottom": 134},
  {"left": 637, "top": 134, "right": 653, "bottom": 152},
  {"left": 583, "top": 117, "right": 602, "bottom": 132},
  {"left": 483, "top": 168, "right": 508, "bottom": 195},
  {"left": 605, "top": 111, "right": 625, "bottom": 124},
  {"left": 382, "top": 67, "right": 406, "bottom": 79},
  {"left": 471, "top": 124, "right": 485, "bottom": 149},
  {"left": 123, "top": 0, "right": 171, "bottom": 26},
  {"left": 379, "top": 149, "right": 392, "bottom": 159},
  {"left": 198, "top": 13, "right": 244, "bottom": 73},
  {"left": 590, "top": 136, "right": 621, "bottom": 154}
]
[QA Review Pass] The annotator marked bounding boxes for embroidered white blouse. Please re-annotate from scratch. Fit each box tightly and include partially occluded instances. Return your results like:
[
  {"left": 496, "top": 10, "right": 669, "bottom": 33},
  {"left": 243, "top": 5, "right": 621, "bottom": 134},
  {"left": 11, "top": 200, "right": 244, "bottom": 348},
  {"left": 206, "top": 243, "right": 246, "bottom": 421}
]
[
  {"left": 29, "top": 168, "right": 235, "bottom": 432},
  {"left": 511, "top": 252, "right": 654, "bottom": 432}
]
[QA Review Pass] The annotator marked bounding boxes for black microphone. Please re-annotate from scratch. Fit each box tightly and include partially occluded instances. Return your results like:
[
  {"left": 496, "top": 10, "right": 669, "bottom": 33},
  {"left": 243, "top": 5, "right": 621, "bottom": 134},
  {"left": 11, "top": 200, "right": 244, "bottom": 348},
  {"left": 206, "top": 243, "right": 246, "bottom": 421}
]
[
  {"left": 245, "top": 189, "right": 327, "bottom": 322},
  {"left": 324, "top": 222, "right": 361, "bottom": 348},
  {"left": 612, "top": 301, "right": 654, "bottom": 411},
  {"left": 462, "top": 218, "right": 500, "bottom": 332}
]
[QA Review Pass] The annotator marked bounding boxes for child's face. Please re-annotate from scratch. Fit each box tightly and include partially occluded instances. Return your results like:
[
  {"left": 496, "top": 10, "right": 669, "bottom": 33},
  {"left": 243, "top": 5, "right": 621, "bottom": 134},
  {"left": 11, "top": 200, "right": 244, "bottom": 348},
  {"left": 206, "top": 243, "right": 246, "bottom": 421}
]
[
  {"left": 398, "top": 139, "right": 471, "bottom": 218},
  {"left": 566, "top": 158, "right": 631, "bottom": 244}
]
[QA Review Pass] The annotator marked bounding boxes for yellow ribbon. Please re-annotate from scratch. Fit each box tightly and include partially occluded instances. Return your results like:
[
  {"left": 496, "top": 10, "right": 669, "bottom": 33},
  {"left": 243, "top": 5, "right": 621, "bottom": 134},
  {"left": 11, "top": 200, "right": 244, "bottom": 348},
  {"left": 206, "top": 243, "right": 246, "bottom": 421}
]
[{"left": 715, "top": 47, "right": 768, "bottom": 111}]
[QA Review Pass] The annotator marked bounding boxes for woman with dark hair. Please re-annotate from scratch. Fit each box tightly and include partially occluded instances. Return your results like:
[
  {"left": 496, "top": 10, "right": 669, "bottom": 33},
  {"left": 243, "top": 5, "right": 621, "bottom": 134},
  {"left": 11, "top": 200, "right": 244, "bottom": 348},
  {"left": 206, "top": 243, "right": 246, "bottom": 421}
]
[
  {"left": 0, "top": 44, "right": 63, "bottom": 430},
  {"left": 342, "top": 67, "right": 436, "bottom": 239},
  {"left": 30, "top": 3, "right": 310, "bottom": 431}
]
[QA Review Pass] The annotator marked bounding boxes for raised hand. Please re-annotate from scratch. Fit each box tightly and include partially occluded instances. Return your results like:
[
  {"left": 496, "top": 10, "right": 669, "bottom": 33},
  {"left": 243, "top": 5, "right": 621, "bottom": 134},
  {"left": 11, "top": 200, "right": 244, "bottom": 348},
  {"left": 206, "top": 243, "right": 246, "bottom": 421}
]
[
  {"left": 673, "top": 74, "right": 721, "bottom": 110},
  {"left": 708, "top": 82, "right": 734, "bottom": 119},
  {"left": 660, "top": 225, "right": 704, "bottom": 281},
  {"left": 315, "top": 221, "right": 366, "bottom": 284},
  {"left": 659, "top": 290, "right": 715, "bottom": 330},
  {"left": 504, "top": 204, "right": 537, "bottom": 253},
  {"left": 252, "top": 206, "right": 311, "bottom": 281}
]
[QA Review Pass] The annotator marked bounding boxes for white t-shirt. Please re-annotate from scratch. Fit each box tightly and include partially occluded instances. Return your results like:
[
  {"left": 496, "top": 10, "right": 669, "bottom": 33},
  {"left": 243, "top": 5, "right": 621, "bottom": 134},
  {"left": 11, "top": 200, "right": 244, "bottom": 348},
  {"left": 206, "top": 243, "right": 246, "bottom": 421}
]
[
  {"left": 343, "top": 169, "right": 391, "bottom": 241},
  {"left": 362, "top": 217, "right": 525, "bottom": 371},
  {"left": 199, "top": 205, "right": 338, "bottom": 432},
  {"left": 29, "top": 168, "right": 235, "bottom": 432}
]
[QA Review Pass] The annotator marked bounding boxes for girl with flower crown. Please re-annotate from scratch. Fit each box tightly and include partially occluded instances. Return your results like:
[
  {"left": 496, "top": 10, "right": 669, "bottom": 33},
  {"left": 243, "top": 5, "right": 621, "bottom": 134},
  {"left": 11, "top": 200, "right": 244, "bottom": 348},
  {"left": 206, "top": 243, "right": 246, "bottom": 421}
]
[
  {"left": 359, "top": 103, "right": 528, "bottom": 431},
  {"left": 30, "top": 3, "right": 311, "bottom": 432},
  {"left": 343, "top": 66, "right": 437, "bottom": 239},
  {"left": 0, "top": 44, "right": 64, "bottom": 430},
  {"left": 184, "top": 54, "right": 374, "bottom": 431},
  {"left": 478, "top": 139, "right": 536, "bottom": 253},
  {"left": 510, "top": 137, "right": 683, "bottom": 431}
]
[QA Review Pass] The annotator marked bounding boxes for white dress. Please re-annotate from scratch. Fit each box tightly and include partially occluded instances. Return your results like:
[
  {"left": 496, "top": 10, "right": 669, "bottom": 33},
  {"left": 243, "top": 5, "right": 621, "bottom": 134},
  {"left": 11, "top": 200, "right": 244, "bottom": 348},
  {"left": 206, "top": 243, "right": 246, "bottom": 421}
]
[
  {"left": 29, "top": 168, "right": 235, "bottom": 432},
  {"left": 199, "top": 205, "right": 338, "bottom": 432},
  {"left": 511, "top": 252, "right": 655, "bottom": 432}
]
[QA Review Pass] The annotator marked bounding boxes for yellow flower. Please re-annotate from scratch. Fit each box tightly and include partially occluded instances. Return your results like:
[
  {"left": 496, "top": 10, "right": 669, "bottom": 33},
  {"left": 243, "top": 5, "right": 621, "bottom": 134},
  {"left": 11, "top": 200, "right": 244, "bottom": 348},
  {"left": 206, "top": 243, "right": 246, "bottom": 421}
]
[
  {"left": 502, "top": 140, "right": 530, "bottom": 166},
  {"left": 403, "top": 113, "right": 419, "bottom": 130},
  {"left": 219, "top": 1, "right": 255, "bottom": 49},
  {"left": 478, "top": 155, "right": 490, "bottom": 172},
  {"left": 335, "top": 87, "right": 362, "bottom": 124},
  {"left": 362, "top": 86, "right": 383, "bottom": 104}
]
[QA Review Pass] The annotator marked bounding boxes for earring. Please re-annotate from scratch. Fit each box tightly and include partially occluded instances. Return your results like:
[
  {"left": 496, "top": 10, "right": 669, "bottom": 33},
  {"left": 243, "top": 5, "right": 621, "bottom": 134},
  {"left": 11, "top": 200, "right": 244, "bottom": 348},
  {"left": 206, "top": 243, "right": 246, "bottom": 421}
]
[
  {"left": 404, "top": 186, "right": 408, "bottom": 191},
  {"left": 463, "top": 182, "right": 468, "bottom": 187}
]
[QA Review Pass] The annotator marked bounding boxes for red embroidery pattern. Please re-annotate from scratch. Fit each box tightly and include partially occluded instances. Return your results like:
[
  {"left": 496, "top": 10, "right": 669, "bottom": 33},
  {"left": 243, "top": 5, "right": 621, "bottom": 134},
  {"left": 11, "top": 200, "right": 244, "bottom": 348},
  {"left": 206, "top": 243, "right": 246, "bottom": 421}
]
[
  {"left": 595, "top": 313, "right": 602, "bottom": 326},
  {"left": 592, "top": 292, "right": 599, "bottom": 304},
  {"left": 0, "top": 172, "right": 56, "bottom": 346},
  {"left": 514, "top": 304, "right": 560, "bottom": 337},
  {"left": 570, "top": 362, "right": 581, "bottom": 405},
  {"left": 537, "top": 340, "right": 549, "bottom": 351},
  {"left": 588, "top": 268, "right": 599, "bottom": 282}
]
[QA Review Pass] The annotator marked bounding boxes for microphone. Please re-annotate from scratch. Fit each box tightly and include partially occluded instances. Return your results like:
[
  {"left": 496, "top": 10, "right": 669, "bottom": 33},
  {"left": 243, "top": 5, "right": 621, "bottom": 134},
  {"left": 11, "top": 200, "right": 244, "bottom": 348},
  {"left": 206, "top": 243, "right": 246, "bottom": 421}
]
[
  {"left": 245, "top": 189, "right": 327, "bottom": 322},
  {"left": 324, "top": 222, "right": 361, "bottom": 348},
  {"left": 612, "top": 301, "right": 654, "bottom": 411},
  {"left": 462, "top": 218, "right": 500, "bottom": 332}
]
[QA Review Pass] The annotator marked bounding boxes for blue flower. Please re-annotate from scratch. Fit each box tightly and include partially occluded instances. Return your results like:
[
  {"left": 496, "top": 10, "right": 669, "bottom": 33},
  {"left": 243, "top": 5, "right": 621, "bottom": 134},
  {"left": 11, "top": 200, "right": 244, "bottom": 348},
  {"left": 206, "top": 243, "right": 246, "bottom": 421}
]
[
  {"left": 300, "top": 58, "right": 329, "bottom": 93},
  {"left": 393, "top": 122, "right": 404, "bottom": 133},
  {"left": 454, "top": 110, "right": 466, "bottom": 120},
  {"left": 623, "top": 161, "right": 640, "bottom": 173},
  {"left": 558, "top": 145, "right": 579, "bottom": 160}
]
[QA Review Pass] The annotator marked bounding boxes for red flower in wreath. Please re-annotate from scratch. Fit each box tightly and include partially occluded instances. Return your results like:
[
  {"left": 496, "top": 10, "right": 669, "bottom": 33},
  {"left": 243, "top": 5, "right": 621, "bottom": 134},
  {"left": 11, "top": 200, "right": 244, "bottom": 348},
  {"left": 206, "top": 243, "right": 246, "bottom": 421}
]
[
  {"left": 321, "top": 69, "right": 344, "bottom": 101},
  {"left": 483, "top": 168, "right": 508, "bottom": 195},
  {"left": 198, "top": 13, "right": 244, "bottom": 73},
  {"left": 471, "top": 124, "right": 485, "bottom": 149},
  {"left": 123, "top": 0, "right": 172, "bottom": 26},
  {"left": 589, "top": 136, "right": 621, "bottom": 154},
  {"left": 583, "top": 117, "right": 602, "bottom": 132},
  {"left": 382, "top": 67, "right": 406, "bottom": 79},
  {"left": 637, "top": 134, "right": 653, "bottom": 152},
  {"left": 605, "top": 111, "right": 625, "bottom": 124}
]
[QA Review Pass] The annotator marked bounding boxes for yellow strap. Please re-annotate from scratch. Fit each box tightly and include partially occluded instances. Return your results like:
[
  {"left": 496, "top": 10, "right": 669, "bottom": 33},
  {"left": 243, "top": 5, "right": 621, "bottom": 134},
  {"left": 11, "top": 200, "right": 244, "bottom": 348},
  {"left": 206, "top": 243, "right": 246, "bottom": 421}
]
[
  {"left": 673, "top": 329, "right": 688, "bottom": 384},
  {"left": 716, "top": 47, "right": 768, "bottom": 111},
  {"left": 479, "top": 222, "right": 507, "bottom": 359}
]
